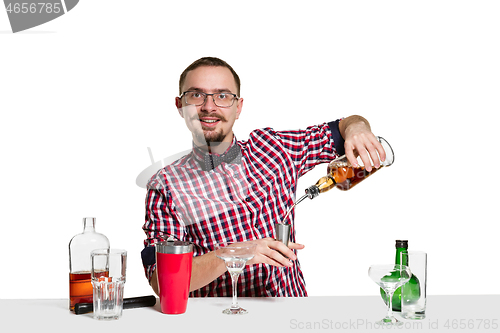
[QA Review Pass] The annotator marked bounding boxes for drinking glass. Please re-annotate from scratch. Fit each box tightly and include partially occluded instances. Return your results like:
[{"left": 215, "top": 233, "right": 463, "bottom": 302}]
[
  {"left": 91, "top": 249, "right": 127, "bottom": 320},
  {"left": 368, "top": 264, "right": 412, "bottom": 326},
  {"left": 401, "top": 251, "right": 427, "bottom": 319},
  {"left": 215, "top": 243, "right": 257, "bottom": 315}
]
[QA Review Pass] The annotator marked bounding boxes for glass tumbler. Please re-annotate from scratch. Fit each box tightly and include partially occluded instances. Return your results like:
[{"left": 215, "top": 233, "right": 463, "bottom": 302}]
[
  {"left": 91, "top": 249, "right": 127, "bottom": 320},
  {"left": 401, "top": 251, "right": 427, "bottom": 319}
]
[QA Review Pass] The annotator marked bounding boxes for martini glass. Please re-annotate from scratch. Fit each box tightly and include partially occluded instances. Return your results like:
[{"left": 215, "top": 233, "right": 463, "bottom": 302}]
[
  {"left": 368, "top": 264, "right": 412, "bottom": 326},
  {"left": 215, "top": 243, "right": 257, "bottom": 315}
]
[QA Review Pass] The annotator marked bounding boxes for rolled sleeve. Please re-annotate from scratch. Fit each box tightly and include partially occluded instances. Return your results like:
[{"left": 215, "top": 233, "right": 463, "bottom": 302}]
[
  {"left": 271, "top": 120, "right": 343, "bottom": 177},
  {"left": 328, "top": 119, "right": 345, "bottom": 156}
]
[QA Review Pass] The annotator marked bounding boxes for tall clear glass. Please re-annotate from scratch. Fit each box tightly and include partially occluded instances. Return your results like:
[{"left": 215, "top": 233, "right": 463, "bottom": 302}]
[
  {"left": 401, "top": 251, "right": 427, "bottom": 319},
  {"left": 68, "top": 217, "right": 110, "bottom": 311}
]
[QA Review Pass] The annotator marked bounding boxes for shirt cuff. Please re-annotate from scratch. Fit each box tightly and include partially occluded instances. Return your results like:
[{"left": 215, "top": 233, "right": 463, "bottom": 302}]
[
  {"left": 141, "top": 245, "right": 156, "bottom": 265},
  {"left": 328, "top": 120, "right": 345, "bottom": 156},
  {"left": 141, "top": 245, "right": 156, "bottom": 281}
]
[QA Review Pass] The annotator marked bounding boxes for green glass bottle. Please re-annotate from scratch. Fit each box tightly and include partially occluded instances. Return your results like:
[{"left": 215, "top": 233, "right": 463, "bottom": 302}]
[{"left": 380, "top": 240, "right": 420, "bottom": 311}]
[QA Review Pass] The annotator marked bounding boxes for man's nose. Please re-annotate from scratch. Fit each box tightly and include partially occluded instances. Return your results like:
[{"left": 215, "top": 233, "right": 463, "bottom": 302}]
[{"left": 201, "top": 95, "right": 217, "bottom": 111}]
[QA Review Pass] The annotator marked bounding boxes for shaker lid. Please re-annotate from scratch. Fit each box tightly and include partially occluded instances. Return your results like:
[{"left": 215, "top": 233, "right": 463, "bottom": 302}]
[{"left": 155, "top": 240, "right": 193, "bottom": 254}]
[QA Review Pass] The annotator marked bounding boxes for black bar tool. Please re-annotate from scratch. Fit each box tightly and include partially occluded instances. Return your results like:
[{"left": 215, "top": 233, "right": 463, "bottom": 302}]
[{"left": 74, "top": 295, "right": 157, "bottom": 315}]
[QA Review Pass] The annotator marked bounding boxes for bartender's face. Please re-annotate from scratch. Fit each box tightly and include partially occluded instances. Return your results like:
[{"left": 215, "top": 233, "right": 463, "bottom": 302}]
[{"left": 176, "top": 66, "right": 243, "bottom": 147}]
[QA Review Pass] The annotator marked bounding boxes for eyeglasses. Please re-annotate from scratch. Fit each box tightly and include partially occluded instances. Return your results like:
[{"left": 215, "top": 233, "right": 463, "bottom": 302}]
[{"left": 181, "top": 91, "right": 239, "bottom": 108}]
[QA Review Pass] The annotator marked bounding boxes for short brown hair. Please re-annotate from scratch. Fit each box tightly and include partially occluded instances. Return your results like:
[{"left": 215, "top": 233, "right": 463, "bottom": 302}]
[{"left": 179, "top": 57, "right": 241, "bottom": 96}]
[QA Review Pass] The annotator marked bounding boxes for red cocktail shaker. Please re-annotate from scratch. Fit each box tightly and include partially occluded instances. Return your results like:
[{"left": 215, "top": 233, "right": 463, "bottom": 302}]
[{"left": 155, "top": 240, "right": 193, "bottom": 314}]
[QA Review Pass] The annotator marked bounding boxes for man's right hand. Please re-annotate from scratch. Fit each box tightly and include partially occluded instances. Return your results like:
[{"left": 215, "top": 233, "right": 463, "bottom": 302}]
[{"left": 238, "top": 238, "right": 305, "bottom": 268}]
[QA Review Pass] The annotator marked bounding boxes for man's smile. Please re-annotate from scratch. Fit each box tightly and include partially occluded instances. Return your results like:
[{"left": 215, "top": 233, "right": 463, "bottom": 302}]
[
  {"left": 197, "top": 115, "right": 225, "bottom": 128},
  {"left": 200, "top": 118, "right": 220, "bottom": 125}
]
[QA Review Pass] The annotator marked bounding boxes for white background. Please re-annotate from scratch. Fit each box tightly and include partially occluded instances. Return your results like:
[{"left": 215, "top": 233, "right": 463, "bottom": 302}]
[{"left": 1, "top": 0, "right": 499, "bottom": 299}]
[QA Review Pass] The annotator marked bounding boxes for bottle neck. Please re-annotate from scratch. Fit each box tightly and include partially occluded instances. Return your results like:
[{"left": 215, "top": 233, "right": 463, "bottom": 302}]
[
  {"left": 82, "top": 217, "right": 96, "bottom": 233},
  {"left": 395, "top": 247, "right": 409, "bottom": 266},
  {"left": 305, "top": 185, "right": 320, "bottom": 199}
]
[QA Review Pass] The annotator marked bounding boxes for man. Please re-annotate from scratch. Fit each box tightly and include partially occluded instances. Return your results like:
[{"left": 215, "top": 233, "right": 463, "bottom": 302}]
[{"left": 142, "top": 57, "right": 385, "bottom": 297}]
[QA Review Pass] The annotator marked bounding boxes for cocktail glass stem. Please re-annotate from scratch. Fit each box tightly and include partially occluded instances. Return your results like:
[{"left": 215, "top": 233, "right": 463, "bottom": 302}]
[
  {"left": 230, "top": 273, "right": 240, "bottom": 309},
  {"left": 222, "top": 268, "right": 247, "bottom": 314},
  {"left": 386, "top": 290, "right": 394, "bottom": 320}
]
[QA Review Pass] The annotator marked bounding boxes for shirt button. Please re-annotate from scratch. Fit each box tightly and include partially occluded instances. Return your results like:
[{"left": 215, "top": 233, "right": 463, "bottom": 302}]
[{"left": 245, "top": 197, "right": 251, "bottom": 202}]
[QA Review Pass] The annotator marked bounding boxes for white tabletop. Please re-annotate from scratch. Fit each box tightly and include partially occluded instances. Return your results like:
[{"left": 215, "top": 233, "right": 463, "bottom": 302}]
[{"left": 1, "top": 295, "right": 499, "bottom": 332}]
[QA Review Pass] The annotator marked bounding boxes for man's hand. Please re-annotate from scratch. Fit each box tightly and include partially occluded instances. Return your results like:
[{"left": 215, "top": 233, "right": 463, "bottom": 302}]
[
  {"left": 339, "top": 115, "right": 386, "bottom": 172},
  {"left": 239, "top": 238, "right": 305, "bottom": 268}
]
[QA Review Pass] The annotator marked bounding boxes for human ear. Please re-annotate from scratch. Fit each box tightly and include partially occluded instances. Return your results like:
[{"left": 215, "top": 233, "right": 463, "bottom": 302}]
[
  {"left": 235, "top": 98, "right": 243, "bottom": 120},
  {"left": 175, "top": 97, "right": 184, "bottom": 118}
]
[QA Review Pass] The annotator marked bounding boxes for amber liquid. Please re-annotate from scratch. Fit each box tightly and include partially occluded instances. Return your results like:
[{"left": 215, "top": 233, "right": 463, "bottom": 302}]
[
  {"left": 280, "top": 163, "right": 382, "bottom": 224},
  {"left": 315, "top": 163, "right": 382, "bottom": 192},
  {"left": 69, "top": 271, "right": 108, "bottom": 311}
]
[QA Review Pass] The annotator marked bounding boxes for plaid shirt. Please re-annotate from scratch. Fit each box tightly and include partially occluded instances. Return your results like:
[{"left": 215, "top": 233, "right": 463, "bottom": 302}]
[{"left": 142, "top": 121, "right": 344, "bottom": 297}]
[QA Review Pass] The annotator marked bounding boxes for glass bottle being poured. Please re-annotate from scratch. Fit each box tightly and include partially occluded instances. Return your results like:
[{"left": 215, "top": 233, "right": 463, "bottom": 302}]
[{"left": 280, "top": 136, "right": 395, "bottom": 226}]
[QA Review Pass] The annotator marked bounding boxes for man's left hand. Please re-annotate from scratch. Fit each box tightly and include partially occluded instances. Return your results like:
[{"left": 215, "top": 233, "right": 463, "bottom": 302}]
[{"left": 339, "top": 115, "right": 386, "bottom": 172}]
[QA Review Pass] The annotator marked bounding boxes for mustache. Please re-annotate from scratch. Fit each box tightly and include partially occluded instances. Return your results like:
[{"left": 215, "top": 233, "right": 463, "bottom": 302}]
[{"left": 191, "top": 112, "right": 226, "bottom": 122}]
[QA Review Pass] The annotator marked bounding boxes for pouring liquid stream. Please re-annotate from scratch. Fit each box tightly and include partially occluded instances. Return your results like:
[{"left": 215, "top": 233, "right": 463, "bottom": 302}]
[{"left": 280, "top": 193, "right": 308, "bottom": 225}]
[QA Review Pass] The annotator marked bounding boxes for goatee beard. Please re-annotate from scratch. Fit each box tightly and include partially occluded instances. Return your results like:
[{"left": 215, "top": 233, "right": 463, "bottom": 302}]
[
  {"left": 191, "top": 112, "right": 228, "bottom": 147},
  {"left": 195, "top": 129, "right": 226, "bottom": 145}
]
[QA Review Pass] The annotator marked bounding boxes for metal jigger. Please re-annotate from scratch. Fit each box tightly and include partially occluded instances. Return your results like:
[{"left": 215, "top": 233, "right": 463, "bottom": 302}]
[{"left": 275, "top": 223, "right": 291, "bottom": 247}]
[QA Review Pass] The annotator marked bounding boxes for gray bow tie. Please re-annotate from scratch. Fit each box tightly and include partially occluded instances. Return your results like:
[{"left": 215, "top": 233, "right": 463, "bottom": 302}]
[{"left": 197, "top": 144, "right": 242, "bottom": 171}]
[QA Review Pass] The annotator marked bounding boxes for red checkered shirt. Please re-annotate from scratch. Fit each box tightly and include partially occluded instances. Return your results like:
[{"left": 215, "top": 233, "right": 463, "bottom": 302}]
[{"left": 142, "top": 121, "right": 344, "bottom": 297}]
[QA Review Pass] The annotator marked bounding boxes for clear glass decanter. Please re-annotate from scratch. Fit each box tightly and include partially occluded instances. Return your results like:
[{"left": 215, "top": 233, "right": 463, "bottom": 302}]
[
  {"left": 68, "top": 217, "right": 110, "bottom": 311},
  {"left": 281, "top": 137, "right": 394, "bottom": 224}
]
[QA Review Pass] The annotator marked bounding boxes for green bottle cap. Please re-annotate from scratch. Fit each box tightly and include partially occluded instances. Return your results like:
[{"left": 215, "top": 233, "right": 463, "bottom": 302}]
[{"left": 395, "top": 240, "right": 408, "bottom": 248}]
